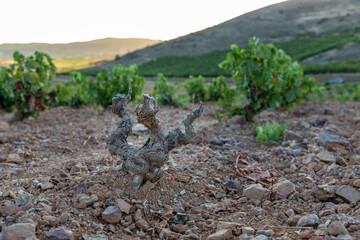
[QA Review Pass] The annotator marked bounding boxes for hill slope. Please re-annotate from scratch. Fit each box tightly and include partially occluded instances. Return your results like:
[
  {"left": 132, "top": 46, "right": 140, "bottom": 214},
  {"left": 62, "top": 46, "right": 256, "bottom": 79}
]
[
  {"left": 0, "top": 38, "right": 161, "bottom": 59},
  {"left": 101, "top": 0, "right": 360, "bottom": 69}
]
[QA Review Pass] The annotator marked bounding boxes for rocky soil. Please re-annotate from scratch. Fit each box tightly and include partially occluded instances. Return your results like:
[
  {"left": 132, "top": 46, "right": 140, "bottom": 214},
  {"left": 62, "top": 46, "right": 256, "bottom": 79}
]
[{"left": 0, "top": 101, "right": 360, "bottom": 240}]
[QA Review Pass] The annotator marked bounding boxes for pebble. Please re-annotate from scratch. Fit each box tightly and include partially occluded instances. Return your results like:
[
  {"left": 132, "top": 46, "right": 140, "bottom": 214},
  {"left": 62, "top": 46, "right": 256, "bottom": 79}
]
[
  {"left": 256, "top": 230, "right": 274, "bottom": 237},
  {"left": 15, "top": 191, "right": 31, "bottom": 206},
  {"left": 0, "top": 223, "right": 36, "bottom": 240},
  {"left": 288, "top": 215, "right": 301, "bottom": 226},
  {"left": 337, "top": 204, "right": 351, "bottom": 214},
  {"left": 297, "top": 214, "right": 320, "bottom": 227},
  {"left": 132, "top": 123, "right": 148, "bottom": 133},
  {"left": 327, "top": 221, "right": 349, "bottom": 236},
  {"left": 335, "top": 234, "right": 354, "bottom": 240},
  {"left": 43, "top": 215, "right": 61, "bottom": 226},
  {"left": 317, "top": 151, "right": 336, "bottom": 164},
  {"left": 0, "top": 121, "right": 10, "bottom": 131},
  {"left": 335, "top": 185, "right": 360, "bottom": 203},
  {"left": 39, "top": 182, "right": 55, "bottom": 190},
  {"left": 45, "top": 227, "right": 74, "bottom": 240},
  {"left": 243, "top": 184, "right": 268, "bottom": 200},
  {"left": 116, "top": 199, "right": 131, "bottom": 214},
  {"left": 170, "top": 224, "right": 187, "bottom": 234},
  {"left": 102, "top": 206, "right": 122, "bottom": 224},
  {"left": 273, "top": 180, "right": 296, "bottom": 198},
  {"left": 206, "top": 229, "right": 233, "bottom": 240},
  {"left": 352, "top": 179, "right": 360, "bottom": 188},
  {"left": 251, "top": 206, "right": 263, "bottom": 216},
  {"left": 253, "top": 235, "right": 268, "bottom": 240},
  {"left": 298, "top": 230, "right": 313, "bottom": 239},
  {"left": 313, "top": 117, "right": 328, "bottom": 126},
  {"left": 283, "top": 129, "right": 302, "bottom": 141},
  {"left": 135, "top": 219, "right": 150, "bottom": 231},
  {"left": 317, "top": 132, "right": 343, "bottom": 146},
  {"left": 6, "top": 153, "right": 22, "bottom": 164},
  {"left": 224, "top": 180, "right": 241, "bottom": 192},
  {"left": 83, "top": 236, "right": 108, "bottom": 240},
  {"left": 70, "top": 162, "right": 88, "bottom": 175},
  {"left": 241, "top": 227, "right": 255, "bottom": 235}
]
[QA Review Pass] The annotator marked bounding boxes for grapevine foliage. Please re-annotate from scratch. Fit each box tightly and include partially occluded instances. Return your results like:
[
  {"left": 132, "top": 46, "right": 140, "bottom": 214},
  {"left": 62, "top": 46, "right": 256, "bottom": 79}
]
[
  {"left": 253, "top": 122, "right": 288, "bottom": 143},
  {"left": 0, "top": 51, "right": 56, "bottom": 120},
  {"left": 94, "top": 65, "right": 145, "bottom": 108},
  {"left": 220, "top": 37, "right": 317, "bottom": 120},
  {"left": 153, "top": 73, "right": 182, "bottom": 106}
]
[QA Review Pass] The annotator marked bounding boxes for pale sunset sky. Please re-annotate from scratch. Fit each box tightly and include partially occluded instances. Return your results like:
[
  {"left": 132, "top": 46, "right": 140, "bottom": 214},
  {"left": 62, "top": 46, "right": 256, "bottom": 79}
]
[{"left": 0, "top": 0, "right": 286, "bottom": 44}]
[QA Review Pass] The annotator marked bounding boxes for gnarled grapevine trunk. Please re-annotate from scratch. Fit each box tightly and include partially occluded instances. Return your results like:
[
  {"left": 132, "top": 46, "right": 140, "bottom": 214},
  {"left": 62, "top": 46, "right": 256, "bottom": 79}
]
[{"left": 107, "top": 89, "right": 203, "bottom": 190}]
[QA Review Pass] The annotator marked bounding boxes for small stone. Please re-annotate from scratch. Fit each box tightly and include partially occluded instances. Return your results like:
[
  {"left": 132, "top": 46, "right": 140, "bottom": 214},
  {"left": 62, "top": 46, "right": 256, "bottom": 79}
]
[
  {"left": 253, "top": 235, "right": 268, "bottom": 240},
  {"left": 335, "top": 185, "right": 360, "bottom": 203},
  {"left": 45, "top": 227, "right": 74, "bottom": 240},
  {"left": 314, "top": 185, "right": 337, "bottom": 201},
  {"left": 85, "top": 128, "right": 96, "bottom": 134},
  {"left": 298, "top": 230, "right": 313, "bottom": 239},
  {"left": 251, "top": 206, "right": 263, "bottom": 216},
  {"left": 132, "top": 123, "right": 148, "bottom": 133},
  {"left": 15, "top": 191, "right": 31, "bottom": 206},
  {"left": 256, "top": 230, "right": 274, "bottom": 237},
  {"left": 327, "top": 221, "right": 349, "bottom": 236},
  {"left": 134, "top": 209, "right": 143, "bottom": 221},
  {"left": 70, "top": 162, "right": 88, "bottom": 175},
  {"left": 224, "top": 180, "right": 241, "bottom": 192},
  {"left": 84, "top": 236, "right": 108, "bottom": 240},
  {"left": 7, "top": 153, "right": 22, "bottom": 164},
  {"left": 159, "top": 229, "right": 179, "bottom": 239},
  {"left": 170, "top": 224, "right": 187, "bottom": 234},
  {"left": 102, "top": 206, "right": 122, "bottom": 224},
  {"left": 206, "top": 229, "right": 233, "bottom": 240},
  {"left": 337, "top": 204, "right": 351, "bottom": 214},
  {"left": 43, "top": 215, "right": 61, "bottom": 227},
  {"left": 283, "top": 129, "right": 302, "bottom": 141},
  {"left": 135, "top": 219, "right": 149, "bottom": 231},
  {"left": 243, "top": 184, "right": 268, "bottom": 200},
  {"left": 241, "top": 227, "right": 255, "bottom": 235},
  {"left": 319, "top": 209, "right": 334, "bottom": 217},
  {"left": 352, "top": 179, "right": 360, "bottom": 188},
  {"left": 0, "top": 121, "right": 10, "bottom": 132},
  {"left": 297, "top": 214, "right": 320, "bottom": 227},
  {"left": 116, "top": 199, "right": 131, "bottom": 214},
  {"left": 317, "top": 151, "right": 336, "bottom": 164},
  {"left": 334, "top": 234, "right": 354, "bottom": 240},
  {"left": 273, "top": 180, "right": 296, "bottom": 198},
  {"left": 173, "top": 213, "right": 190, "bottom": 224},
  {"left": 0, "top": 205, "right": 23, "bottom": 217},
  {"left": 1, "top": 223, "right": 36, "bottom": 240},
  {"left": 317, "top": 132, "right": 344, "bottom": 146},
  {"left": 39, "top": 182, "right": 55, "bottom": 190},
  {"left": 209, "top": 134, "right": 223, "bottom": 145},
  {"left": 60, "top": 213, "right": 69, "bottom": 223},
  {"left": 288, "top": 214, "right": 301, "bottom": 226},
  {"left": 313, "top": 118, "right": 328, "bottom": 126}
]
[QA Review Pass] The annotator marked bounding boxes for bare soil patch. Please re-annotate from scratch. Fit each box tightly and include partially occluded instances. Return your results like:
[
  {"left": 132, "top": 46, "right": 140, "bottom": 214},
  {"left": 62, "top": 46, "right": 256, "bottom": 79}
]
[{"left": 0, "top": 101, "right": 360, "bottom": 239}]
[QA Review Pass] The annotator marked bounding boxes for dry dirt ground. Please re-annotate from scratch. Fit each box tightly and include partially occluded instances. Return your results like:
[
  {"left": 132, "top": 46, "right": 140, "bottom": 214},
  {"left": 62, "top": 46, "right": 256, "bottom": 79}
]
[{"left": 0, "top": 100, "right": 360, "bottom": 240}]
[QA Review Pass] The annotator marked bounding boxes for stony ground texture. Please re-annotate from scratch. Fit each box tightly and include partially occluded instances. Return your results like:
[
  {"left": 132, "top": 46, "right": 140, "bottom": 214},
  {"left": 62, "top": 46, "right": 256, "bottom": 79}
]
[{"left": 0, "top": 101, "right": 359, "bottom": 240}]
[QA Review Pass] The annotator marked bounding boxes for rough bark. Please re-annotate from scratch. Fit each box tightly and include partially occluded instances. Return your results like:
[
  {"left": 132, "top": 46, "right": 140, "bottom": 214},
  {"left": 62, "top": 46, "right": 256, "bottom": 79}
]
[{"left": 107, "top": 89, "right": 203, "bottom": 190}]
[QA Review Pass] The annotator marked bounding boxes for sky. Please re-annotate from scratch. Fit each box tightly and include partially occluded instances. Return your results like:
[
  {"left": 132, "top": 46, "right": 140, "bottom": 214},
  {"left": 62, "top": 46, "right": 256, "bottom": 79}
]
[{"left": 0, "top": 0, "right": 286, "bottom": 44}]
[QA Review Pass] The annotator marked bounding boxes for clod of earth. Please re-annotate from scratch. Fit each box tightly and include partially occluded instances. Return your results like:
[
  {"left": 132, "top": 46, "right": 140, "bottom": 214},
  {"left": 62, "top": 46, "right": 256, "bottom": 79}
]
[{"left": 107, "top": 89, "right": 203, "bottom": 190}]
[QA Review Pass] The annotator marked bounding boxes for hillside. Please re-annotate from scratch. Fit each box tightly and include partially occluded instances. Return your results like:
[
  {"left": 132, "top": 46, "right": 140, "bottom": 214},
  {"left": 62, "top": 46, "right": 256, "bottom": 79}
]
[
  {"left": 0, "top": 38, "right": 161, "bottom": 59},
  {"left": 99, "top": 0, "right": 360, "bottom": 70}
]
